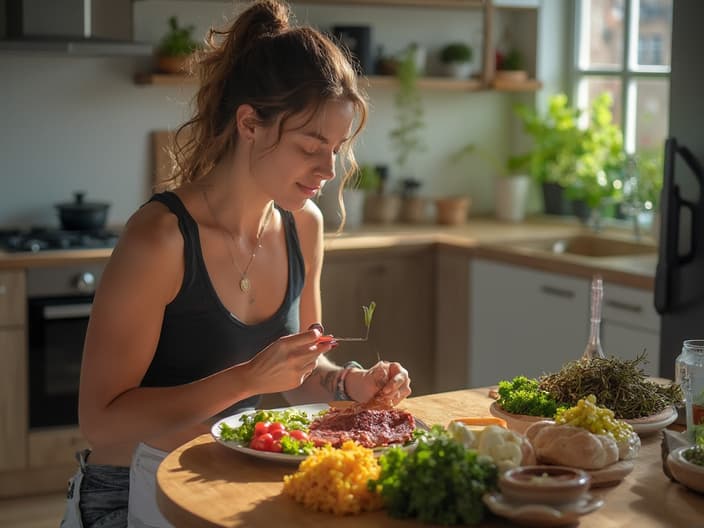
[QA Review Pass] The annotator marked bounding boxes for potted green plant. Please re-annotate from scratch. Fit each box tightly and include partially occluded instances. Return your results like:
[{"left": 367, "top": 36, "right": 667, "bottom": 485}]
[
  {"left": 451, "top": 144, "right": 531, "bottom": 223},
  {"left": 494, "top": 47, "right": 528, "bottom": 85},
  {"left": 156, "top": 16, "right": 200, "bottom": 74},
  {"left": 440, "top": 42, "right": 473, "bottom": 79},
  {"left": 361, "top": 164, "right": 401, "bottom": 224},
  {"left": 514, "top": 93, "right": 625, "bottom": 223},
  {"left": 399, "top": 178, "right": 427, "bottom": 223},
  {"left": 384, "top": 44, "right": 426, "bottom": 224}
]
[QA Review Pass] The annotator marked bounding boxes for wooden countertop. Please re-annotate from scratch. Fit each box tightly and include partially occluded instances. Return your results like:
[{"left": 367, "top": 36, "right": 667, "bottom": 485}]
[
  {"left": 0, "top": 217, "right": 657, "bottom": 288},
  {"left": 156, "top": 388, "right": 701, "bottom": 528}
]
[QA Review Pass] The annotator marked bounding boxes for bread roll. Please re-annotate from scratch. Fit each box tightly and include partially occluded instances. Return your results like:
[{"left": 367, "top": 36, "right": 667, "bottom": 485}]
[
  {"left": 524, "top": 420, "right": 555, "bottom": 444},
  {"left": 521, "top": 437, "right": 536, "bottom": 466},
  {"left": 531, "top": 424, "right": 619, "bottom": 470}
]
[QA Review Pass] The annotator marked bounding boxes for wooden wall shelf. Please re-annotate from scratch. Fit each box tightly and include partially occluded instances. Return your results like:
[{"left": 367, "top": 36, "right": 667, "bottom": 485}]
[
  {"left": 134, "top": 72, "right": 539, "bottom": 93},
  {"left": 296, "top": 0, "right": 485, "bottom": 8}
]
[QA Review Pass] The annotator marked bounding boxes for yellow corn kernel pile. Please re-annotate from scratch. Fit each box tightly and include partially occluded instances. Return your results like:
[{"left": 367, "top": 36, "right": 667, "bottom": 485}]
[
  {"left": 282, "top": 440, "right": 384, "bottom": 515},
  {"left": 555, "top": 394, "right": 633, "bottom": 443}
]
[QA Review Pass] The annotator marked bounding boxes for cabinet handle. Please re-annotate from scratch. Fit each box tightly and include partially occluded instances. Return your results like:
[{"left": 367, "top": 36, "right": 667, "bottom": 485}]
[
  {"left": 0, "top": 284, "right": 6, "bottom": 295},
  {"left": 605, "top": 299, "right": 643, "bottom": 313},
  {"left": 539, "top": 285, "right": 575, "bottom": 299}
]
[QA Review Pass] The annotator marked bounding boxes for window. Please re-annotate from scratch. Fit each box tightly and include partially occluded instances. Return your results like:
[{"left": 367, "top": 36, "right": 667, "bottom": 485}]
[{"left": 573, "top": 0, "right": 672, "bottom": 210}]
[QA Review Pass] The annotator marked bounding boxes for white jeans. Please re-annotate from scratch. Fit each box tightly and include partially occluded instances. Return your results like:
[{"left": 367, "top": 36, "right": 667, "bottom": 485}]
[{"left": 128, "top": 443, "right": 174, "bottom": 528}]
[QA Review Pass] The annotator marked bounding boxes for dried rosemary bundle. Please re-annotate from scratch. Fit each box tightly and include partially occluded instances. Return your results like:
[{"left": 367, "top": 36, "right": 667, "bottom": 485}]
[{"left": 538, "top": 353, "right": 683, "bottom": 419}]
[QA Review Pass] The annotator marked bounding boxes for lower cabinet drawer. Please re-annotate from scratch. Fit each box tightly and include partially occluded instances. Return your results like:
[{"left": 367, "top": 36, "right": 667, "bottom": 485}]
[{"left": 29, "top": 427, "right": 90, "bottom": 468}]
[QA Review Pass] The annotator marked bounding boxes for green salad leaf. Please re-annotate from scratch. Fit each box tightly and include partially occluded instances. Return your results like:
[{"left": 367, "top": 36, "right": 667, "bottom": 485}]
[
  {"left": 497, "top": 376, "right": 566, "bottom": 417},
  {"left": 280, "top": 435, "right": 315, "bottom": 456},
  {"left": 369, "top": 425, "right": 497, "bottom": 525},
  {"left": 218, "top": 409, "right": 311, "bottom": 443}
]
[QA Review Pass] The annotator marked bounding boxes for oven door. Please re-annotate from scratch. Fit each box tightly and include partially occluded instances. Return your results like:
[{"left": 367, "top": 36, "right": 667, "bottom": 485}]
[{"left": 28, "top": 295, "right": 92, "bottom": 428}]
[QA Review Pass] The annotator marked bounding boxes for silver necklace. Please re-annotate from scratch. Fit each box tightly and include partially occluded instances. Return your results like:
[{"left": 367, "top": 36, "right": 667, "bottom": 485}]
[{"left": 202, "top": 188, "right": 274, "bottom": 294}]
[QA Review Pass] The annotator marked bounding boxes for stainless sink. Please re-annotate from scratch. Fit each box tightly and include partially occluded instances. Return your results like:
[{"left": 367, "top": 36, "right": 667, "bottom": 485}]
[{"left": 510, "top": 234, "right": 657, "bottom": 258}]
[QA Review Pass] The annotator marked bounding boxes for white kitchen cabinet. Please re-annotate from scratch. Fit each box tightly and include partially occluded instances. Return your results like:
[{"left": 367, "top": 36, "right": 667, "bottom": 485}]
[
  {"left": 469, "top": 259, "right": 590, "bottom": 388},
  {"left": 601, "top": 282, "right": 661, "bottom": 377}
]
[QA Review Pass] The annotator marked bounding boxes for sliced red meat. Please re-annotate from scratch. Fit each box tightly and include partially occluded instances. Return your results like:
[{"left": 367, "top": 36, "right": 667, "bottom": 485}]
[{"left": 308, "top": 407, "right": 415, "bottom": 448}]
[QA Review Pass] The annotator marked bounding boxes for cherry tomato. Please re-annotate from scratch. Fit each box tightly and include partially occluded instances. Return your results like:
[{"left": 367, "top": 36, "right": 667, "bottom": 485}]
[
  {"left": 270, "top": 429, "right": 287, "bottom": 441},
  {"left": 269, "top": 422, "right": 286, "bottom": 435},
  {"left": 270, "top": 440, "right": 283, "bottom": 453},
  {"left": 253, "top": 421, "right": 270, "bottom": 437},
  {"left": 251, "top": 432, "right": 274, "bottom": 451},
  {"left": 289, "top": 429, "right": 309, "bottom": 442}
]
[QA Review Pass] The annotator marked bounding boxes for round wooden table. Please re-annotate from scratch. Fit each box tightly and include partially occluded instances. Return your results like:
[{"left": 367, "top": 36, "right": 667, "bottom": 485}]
[{"left": 156, "top": 388, "right": 703, "bottom": 528}]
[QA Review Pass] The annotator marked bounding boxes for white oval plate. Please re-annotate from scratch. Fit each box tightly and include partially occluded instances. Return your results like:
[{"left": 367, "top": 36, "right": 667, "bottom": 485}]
[
  {"left": 212, "top": 403, "right": 425, "bottom": 464},
  {"left": 483, "top": 491, "right": 604, "bottom": 527},
  {"left": 623, "top": 405, "right": 678, "bottom": 436},
  {"left": 212, "top": 403, "right": 328, "bottom": 464}
]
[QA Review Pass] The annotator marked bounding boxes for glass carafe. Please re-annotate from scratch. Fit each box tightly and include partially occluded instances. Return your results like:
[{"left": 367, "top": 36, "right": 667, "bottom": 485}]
[{"left": 675, "top": 340, "right": 704, "bottom": 440}]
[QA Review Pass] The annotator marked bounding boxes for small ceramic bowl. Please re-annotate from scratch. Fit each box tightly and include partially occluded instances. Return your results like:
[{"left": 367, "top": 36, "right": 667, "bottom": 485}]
[
  {"left": 667, "top": 446, "right": 704, "bottom": 494},
  {"left": 499, "top": 465, "right": 592, "bottom": 506}
]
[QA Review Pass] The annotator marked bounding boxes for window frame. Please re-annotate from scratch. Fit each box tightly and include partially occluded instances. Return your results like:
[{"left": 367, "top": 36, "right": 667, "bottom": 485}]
[{"left": 570, "top": 0, "right": 671, "bottom": 154}]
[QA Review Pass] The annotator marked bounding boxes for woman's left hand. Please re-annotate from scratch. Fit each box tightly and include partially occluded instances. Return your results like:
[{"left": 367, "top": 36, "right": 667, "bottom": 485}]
[{"left": 345, "top": 361, "right": 411, "bottom": 406}]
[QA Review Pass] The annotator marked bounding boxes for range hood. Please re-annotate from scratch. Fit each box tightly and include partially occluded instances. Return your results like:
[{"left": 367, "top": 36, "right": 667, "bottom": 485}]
[{"left": 1, "top": 0, "right": 153, "bottom": 56}]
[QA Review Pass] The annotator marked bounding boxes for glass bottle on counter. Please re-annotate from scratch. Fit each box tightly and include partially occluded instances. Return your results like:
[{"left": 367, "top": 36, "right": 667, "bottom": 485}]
[
  {"left": 582, "top": 275, "right": 605, "bottom": 361},
  {"left": 675, "top": 340, "right": 704, "bottom": 440}
]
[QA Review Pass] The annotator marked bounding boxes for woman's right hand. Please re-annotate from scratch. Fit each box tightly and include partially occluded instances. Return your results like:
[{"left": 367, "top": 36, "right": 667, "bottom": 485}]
[{"left": 244, "top": 328, "right": 335, "bottom": 394}]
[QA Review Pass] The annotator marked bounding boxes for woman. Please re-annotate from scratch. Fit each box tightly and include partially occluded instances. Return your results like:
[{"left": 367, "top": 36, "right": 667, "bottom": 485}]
[{"left": 60, "top": 1, "right": 411, "bottom": 527}]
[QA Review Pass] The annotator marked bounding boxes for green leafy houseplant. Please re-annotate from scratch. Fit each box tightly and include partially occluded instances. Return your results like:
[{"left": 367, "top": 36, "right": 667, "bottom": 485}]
[
  {"left": 158, "top": 16, "right": 199, "bottom": 57},
  {"left": 635, "top": 147, "right": 664, "bottom": 210},
  {"left": 389, "top": 45, "right": 426, "bottom": 177},
  {"left": 440, "top": 42, "right": 473, "bottom": 79},
  {"left": 440, "top": 42, "right": 473, "bottom": 64},
  {"left": 353, "top": 165, "right": 382, "bottom": 194},
  {"left": 499, "top": 48, "right": 523, "bottom": 71},
  {"left": 450, "top": 144, "right": 532, "bottom": 222},
  {"left": 515, "top": 93, "right": 625, "bottom": 210},
  {"left": 156, "top": 16, "right": 200, "bottom": 74}
]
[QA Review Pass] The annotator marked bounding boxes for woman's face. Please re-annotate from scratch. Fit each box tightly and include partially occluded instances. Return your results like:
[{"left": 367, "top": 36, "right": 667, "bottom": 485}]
[{"left": 250, "top": 99, "right": 356, "bottom": 211}]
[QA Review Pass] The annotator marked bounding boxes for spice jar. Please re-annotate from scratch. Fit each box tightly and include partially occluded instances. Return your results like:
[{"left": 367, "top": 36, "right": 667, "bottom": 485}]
[{"left": 675, "top": 340, "right": 704, "bottom": 440}]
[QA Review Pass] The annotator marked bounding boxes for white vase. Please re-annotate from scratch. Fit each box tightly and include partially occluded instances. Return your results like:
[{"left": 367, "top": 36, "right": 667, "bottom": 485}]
[
  {"left": 495, "top": 175, "right": 530, "bottom": 222},
  {"left": 342, "top": 189, "right": 365, "bottom": 229},
  {"left": 316, "top": 181, "right": 365, "bottom": 231},
  {"left": 443, "top": 62, "right": 473, "bottom": 79}
]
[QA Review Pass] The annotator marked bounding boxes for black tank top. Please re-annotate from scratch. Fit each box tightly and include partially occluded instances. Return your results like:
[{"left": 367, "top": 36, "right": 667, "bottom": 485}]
[{"left": 140, "top": 191, "right": 305, "bottom": 416}]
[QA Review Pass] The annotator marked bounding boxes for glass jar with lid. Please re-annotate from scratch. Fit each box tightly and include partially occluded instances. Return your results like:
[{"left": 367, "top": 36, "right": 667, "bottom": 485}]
[{"left": 675, "top": 339, "right": 704, "bottom": 440}]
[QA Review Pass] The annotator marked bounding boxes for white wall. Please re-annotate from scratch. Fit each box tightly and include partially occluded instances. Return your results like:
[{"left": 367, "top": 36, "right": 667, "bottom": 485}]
[{"left": 0, "top": 1, "right": 567, "bottom": 228}]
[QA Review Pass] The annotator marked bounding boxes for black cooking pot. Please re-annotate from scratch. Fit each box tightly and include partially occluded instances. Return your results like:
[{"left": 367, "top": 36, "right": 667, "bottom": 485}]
[{"left": 55, "top": 192, "right": 111, "bottom": 231}]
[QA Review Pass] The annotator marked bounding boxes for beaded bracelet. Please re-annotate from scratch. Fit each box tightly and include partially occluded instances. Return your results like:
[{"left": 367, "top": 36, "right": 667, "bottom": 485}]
[{"left": 334, "top": 361, "right": 364, "bottom": 401}]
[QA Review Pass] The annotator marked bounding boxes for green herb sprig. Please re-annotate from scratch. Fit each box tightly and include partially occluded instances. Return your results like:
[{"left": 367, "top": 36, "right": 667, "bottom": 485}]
[{"left": 362, "top": 301, "right": 376, "bottom": 340}]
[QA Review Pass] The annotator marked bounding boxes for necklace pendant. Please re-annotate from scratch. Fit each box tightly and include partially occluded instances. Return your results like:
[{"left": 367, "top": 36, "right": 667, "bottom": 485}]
[{"left": 239, "top": 276, "right": 251, "bottom": 292}]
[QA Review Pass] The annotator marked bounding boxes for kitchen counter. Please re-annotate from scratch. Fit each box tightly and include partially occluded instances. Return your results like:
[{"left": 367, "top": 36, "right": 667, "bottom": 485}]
[
  {"left": 0, "top": 217, "right": 658, "bottom": 289},
  {"left": 156, "top": 388, "right": 701, "bottom": 528}
]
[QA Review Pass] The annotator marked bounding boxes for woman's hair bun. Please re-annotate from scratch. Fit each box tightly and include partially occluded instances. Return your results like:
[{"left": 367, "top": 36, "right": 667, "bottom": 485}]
[{"left": 241, "top": 0, "right": 290, "bottom": 39}]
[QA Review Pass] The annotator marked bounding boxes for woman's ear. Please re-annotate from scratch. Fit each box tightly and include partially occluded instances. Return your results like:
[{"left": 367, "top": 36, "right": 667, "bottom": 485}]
[{"left": 235, "top": 104, "right": 258, "bottom": 142}]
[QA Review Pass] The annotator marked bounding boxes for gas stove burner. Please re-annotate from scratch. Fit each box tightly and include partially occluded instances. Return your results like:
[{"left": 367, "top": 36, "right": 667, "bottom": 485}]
[{"left": 0, "top": 227, "right": 120, "bottom": 253}]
